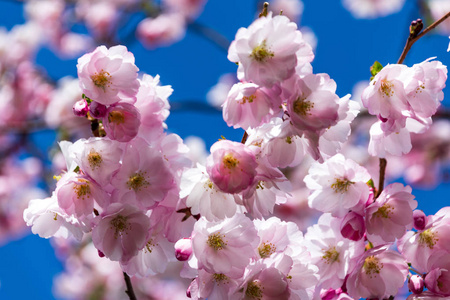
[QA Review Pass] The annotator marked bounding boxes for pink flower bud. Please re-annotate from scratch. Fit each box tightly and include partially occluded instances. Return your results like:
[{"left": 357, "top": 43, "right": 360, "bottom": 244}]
[
  {"left": 206, "top": 140, "right": 257, "bottom": 194},
  {"left": 98, "top": 249, "right": 105, "bottom": 257},
  {"left": 413, "top": 210, "right": 427, "bottom": 231},
  {"left": 73, "top": 99, "right": 89, "bottom": 117},
  {"left": 89, "top": 101, "right": 107, "bottom": 118},
  {"left": 174, "top": 238, "right": 192, "bottom": 261},
  {"left": 340, "top": 212, "right": 365, "bottom": 241},
  {"left": 408, "top": 275, "right": 424, "bottom": 294}
]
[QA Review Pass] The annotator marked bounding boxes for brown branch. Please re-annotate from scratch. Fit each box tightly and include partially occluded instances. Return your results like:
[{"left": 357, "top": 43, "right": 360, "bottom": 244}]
[
  {"left": 375, "top": 158, "right": 387, "bottom": 198},
  {"left": 397, "top": 11, "right": 450, "bottom": 64},
  {"left": 123, "top": 272, "right": 137, "bottom": 300}
]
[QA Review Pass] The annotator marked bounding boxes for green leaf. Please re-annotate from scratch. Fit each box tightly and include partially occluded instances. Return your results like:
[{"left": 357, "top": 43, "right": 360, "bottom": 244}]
[{"left": 370, "top": 61, "right": 383, "bottom": 81}]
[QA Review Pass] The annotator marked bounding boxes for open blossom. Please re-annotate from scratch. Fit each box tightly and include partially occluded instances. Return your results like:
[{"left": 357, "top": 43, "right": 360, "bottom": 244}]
[
  {"left": 77, "top": 45, "right": 139, "bottom": 106},
  {"left": 222, "top": 82, "right": 282, "bottom": 130},
  {"left": 92, "top": 203, "right": 150, "bottom": 262},
  {"left": 206, "top": 140, "right": 257, "bottom": 194},
  {"left": 102, "top": 102, "right": 141, "bottom": 143},
  {"left": 191, "top": 213, "right": 260, "bottom": 278},
  {"left": 55, "top": 172, "right": 106, "bottom": 218},
  {"left": 398, "top": 207, "right": 450, "bottom": 273},
  {"left": 304, "top": 153, "right": 371, "bottom": 217},
  {"left": 365, "top": 183, "right": 417, "bottom": 245},
  {"left": 111, "top": 138, "right": 175, "bottom": 209},
  {"left": 304, "top": 213, "right": 365, "bottom": 289},
  {"left": 70, "top": 137, "right": 123, "bottom": 187},
  {"left": 180, "top": 165, "right": 241, "bottom": 221},
  {"left": 346, "top": 246, "right": 409, "bottom": 299},
  {"left": 228, "top": 13, "right": 313, "bottom": 87}
]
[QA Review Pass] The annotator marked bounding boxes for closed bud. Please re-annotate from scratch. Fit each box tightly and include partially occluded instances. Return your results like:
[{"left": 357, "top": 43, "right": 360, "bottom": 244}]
[
  {"left": 340, "top": 211, "right": 365, "bottom": 241},
  {"left": 408, "top": 275, "right": 424, "bottom": 294},
  {"left": 73, "top": 99, "right": 89, "bottom": 117},
  {"left": 89, "top": 101, "right": 107, "bottom": 118},
  {"left": 174, "top": 238, "right": 192, "bottom": 261},
  {"left": 413, "top": 210, "right": 427, "bottom": 231}
]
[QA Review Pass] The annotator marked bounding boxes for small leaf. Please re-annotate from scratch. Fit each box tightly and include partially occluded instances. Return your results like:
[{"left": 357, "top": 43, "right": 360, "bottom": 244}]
[{"left": 370, "top": 61, "right": 383, "bottom": 81}]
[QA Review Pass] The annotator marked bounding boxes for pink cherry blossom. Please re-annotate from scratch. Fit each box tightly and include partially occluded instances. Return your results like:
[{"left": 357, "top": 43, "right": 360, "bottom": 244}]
[
  {"left": 102, "top": 102, "right": 141, "bottom": 143},
  {"left": 92, "top": 203, "right": 150, "bottom": 262},
  {"left": 191, "top": 213, "right": 259, "bottom": 278},
  {"left": 304, "top": 153, "right": 371, "bottom": 217},
  {"left": 346, "top": 246, "right": 409, "bottom": 299},
  {"left": 111, "top": 138, "right": 175, "bottom": 209},
  {"left": 365, "top": 183, "right": 417, "bottom": 245},
  {"left": 284, "top": 73, "right": 340, "bottom": 133},
  {"left": 222, "top": 82, "right": 282, "bottom": 130},
  {"left": 55, "top": 172, "right": 106, "bottom": 218},
  {"left": 206, "top": 140, "right": 257, "bottom": 194},
  {"left": 228, "top": 13, "right": 313, "bottom": 87},
  {"left": 340, "top": 211, "right": 365, "bottom": 241},
  {"left": 77, "top": 45, "right": 139, "bottom": 106},
  {"left": 342, "top": 0, "right": 406, "bottom": 19},
  {"left": 137, "top": 14, "right": 186, "bottom": 49},
  {"left": 70, "top": 137, "right": 124, "bottom": 187},
  {"left": 180, "top": 165, "right": 241, "bottom": 221},
  {"left": 304, "top": 213, "right": 365, "bottom": 289}
]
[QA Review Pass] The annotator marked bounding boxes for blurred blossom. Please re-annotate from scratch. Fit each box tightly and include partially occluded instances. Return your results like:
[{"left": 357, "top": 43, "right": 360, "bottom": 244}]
[
  {"left": 342, "top": 0, "right": 406, "bottom": 19},
  {"left": 429, "top": 0, "right": 450, "bottom": 34},
  {"left": 137, "top": 14, "right": 186, "bottom": 49},
  {"left": 269, "top": 0, "right": 304, "bottom": 23}
]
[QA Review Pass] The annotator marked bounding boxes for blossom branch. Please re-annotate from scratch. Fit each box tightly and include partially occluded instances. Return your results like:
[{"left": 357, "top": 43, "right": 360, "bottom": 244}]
[
  {"left": 375, "top": 158, "right": 387, "bottom": 198},
  {"left": 397, "top": 11, "right": 450, "bottom": 64},
  {"left": 123, "top": 272, "right": 137, "bottom": 300}
]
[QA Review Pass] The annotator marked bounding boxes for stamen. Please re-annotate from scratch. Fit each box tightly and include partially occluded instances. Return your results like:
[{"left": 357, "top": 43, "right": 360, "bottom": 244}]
[
  {"left": 91, "top": 70, "right": 111, "bottom": 90},
  {"left": 331, "top": 178, "right": 354, "bottom": 193},
  {"left": 127, "top": 171, "right": 150, "bottom": 191},
  {"left": 207, "top": 232, "right": 227, "bottom": 251},
  {"left": 250, "top": 40, "right": 274, "bottom": 62}
]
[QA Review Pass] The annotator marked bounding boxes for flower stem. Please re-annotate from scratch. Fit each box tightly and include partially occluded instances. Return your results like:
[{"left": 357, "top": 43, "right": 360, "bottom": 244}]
[
  {"left": 375, "top": 158, "right": 387, "bottom": 198},
  {"left": 123, "top": 272, "right": 137, "bottom": 300},
  {"left": 397, "top": 11, "right": 450, "bottom": 64}
]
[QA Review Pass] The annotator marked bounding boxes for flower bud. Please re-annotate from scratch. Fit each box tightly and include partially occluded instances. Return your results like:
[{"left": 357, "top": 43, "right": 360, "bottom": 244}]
[
  {"left": 413, "top": 210, "right": 427, "bottom": 231},
  {"left": 174, "top": 238, "right": 192, "bottom": 261},
  {"left": 89, "top": 101, "right": 108, "bottom": 118},
  {"left": 408, "top": 275, "right": 424, "bottom": 294},
  {"left": 73, "top": 99, "right": 89, "bottom": 117},
  {"left": 340, "top": 212, "right": 365, "bottom": 241},
  {"left": 98, "top": 249, "right": 105, "bottom": 258}
]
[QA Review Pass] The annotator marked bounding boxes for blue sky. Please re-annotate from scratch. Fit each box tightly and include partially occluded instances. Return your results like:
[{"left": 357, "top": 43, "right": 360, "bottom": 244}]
[{"left": 0, "top": 0, "right": 449, "bottom": 299}]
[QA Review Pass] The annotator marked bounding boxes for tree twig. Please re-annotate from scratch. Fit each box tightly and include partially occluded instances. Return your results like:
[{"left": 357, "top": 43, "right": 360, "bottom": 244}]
[
  {"left": 397, "top": 11, "right": 450, "bottom": 64},
  {"left": 123, "top": 272, "right": 137, "bottom": 300}
]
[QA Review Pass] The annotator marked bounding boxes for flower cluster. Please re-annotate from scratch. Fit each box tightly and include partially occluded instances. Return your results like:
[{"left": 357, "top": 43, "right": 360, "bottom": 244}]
[{"left": 20, "top": 4, "right": 450, "bottom": 300}]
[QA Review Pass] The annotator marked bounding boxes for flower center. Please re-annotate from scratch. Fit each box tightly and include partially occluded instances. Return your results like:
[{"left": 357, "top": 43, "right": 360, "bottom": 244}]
[
  {"left": 293, "top": 97, "right": 314, "bottom": 116},
  {"left": 222, "top": 154, "right": 239, "bottom": 169},
  {"left": 73, "top": 179, "right": 91, "bottom": 200},
  {"left": 108, "top": 111, "right": 125, "bottom": 125},
  {"left": 207, "top": 232, "right": 227, "bottom": 251},
  {"left": 363, "top": 255, "right": 383, "bottom": 278},
  {"left": 322, "top": 246, "right": 340, "bottom": 264},
  {"left": 250, "top": 40, "right": 274, "bottom": 62},
  {"left": 240, "top": 94, "right": 256, "bottom": 104},
  {"left": 144, "top": 239, "right": 157, "bottom": 253},
  {"left": 379, "top": 79, "right": 394, "bottom": 97},
  {"left": 258, "top": 242, "right": 276, "bottom": 258},
  {"left": 88, "top": 150, "right": 103, "bottom": 170},
  {"left": 213, "top": 273, "right": 229, "bottom": 284},
  {"left": 246, "top": 280, "right": 263, "bottom": 299},
  {"left": 331, "top": 178, "right": 354, "bottom": 193},
  {"left": 418, "top": 229, "right": 438, "bottom": 249},
  {"left": 373, "top": 203, "right": 393, "bottom": 219},
  {"left": 110, "top": 215, "right": 130, "bottom": 238},
  {"left": 91, "top": 70, "right": 111, "bottom": 90},
  {"left": 127, "top": 171, "right": 150, "bottom": 191}
]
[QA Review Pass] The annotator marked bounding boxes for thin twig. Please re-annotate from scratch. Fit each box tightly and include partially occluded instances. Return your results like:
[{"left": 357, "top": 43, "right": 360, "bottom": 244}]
[
  {"left": 123, "top": 272, "right": 137, "bottom": 300},
  {"left": 188, "top": 22, "right": 231, "bottom": 52},
  {"left": 397, "top": 11, "right": 450, "bottom": 64},
  {"left": 375, "top": 158, "right": 387, "bottom": 198}
]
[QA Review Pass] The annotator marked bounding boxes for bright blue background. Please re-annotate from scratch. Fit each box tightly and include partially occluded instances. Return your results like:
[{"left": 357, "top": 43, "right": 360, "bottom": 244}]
[{"left": 0, "top": 0, "right": 449, "bottom": 299}]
